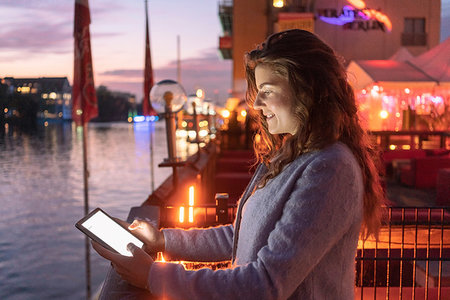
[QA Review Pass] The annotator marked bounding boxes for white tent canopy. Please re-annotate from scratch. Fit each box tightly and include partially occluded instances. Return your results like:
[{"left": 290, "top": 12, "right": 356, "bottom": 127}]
[
  {"left": 389, "top": 47, "right": 414, "bottom": 62},
  {"left": 409, "top": 37, "right": 450, "bottom": 83}
]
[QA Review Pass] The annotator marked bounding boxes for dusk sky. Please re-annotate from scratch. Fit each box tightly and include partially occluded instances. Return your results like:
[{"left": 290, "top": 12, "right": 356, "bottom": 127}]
[{"left": 1, "top": 0, "right": 449, "bottom": 105}]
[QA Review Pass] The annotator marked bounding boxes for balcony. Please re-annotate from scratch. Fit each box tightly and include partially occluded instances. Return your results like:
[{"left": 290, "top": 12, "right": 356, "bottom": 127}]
[{"left": 218, "top": 0, "right": 232, "bottom": 34}]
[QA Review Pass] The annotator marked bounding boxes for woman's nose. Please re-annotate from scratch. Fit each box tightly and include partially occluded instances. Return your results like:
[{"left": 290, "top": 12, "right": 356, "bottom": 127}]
[{"left": 253, "top": 95, "right": 264, "bottom": 110}]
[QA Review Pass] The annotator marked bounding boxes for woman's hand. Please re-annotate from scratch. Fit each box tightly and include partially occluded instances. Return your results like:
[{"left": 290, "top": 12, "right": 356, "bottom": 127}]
[
  {"left": 92, "top": 241, "right": 153, "bottom": 290},
  {"left": 114, "top": 218, "right": 165, "bottom": 255}
]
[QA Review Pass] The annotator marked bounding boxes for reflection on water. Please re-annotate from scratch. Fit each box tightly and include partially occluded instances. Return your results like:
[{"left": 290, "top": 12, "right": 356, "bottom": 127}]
[{"left": 0, "top": 122, "right": 195, "bottom": 300}]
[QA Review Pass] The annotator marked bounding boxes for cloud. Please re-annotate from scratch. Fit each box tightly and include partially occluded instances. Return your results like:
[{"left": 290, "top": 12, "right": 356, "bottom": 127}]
[
  {"left": 0, "top": 0, "right": 124, "bottom": 59},
  {"left": 98, "top": 48, "right": 232, "bottom": 104},
  {"left": 0, "top": 20, "right": 72, "bottom": 53}
]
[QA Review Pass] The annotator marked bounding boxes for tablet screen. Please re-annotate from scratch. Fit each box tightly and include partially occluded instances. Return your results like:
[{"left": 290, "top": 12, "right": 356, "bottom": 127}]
[{"left": 81, "top": 209, "right": 144, "bottom": 257}]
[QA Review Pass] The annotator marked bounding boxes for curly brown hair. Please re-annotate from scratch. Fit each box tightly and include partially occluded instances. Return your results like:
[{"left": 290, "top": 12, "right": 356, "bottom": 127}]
[{"left": 245, "top": 29, "right": 385, "bottom": 240}]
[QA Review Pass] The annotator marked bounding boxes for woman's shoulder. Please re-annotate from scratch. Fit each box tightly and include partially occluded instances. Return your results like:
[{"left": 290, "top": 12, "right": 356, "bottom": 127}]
[{"left": 291, "top": 142, "right": 360, "bottom": 173}]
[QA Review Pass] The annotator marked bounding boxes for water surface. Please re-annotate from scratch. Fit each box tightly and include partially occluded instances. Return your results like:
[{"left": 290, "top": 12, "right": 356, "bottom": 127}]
[{"left": 0, "top": 122, "right": 194, "bottom": 299}]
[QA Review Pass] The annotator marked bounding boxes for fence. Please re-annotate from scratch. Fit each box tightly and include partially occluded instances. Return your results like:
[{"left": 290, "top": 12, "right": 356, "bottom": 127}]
[{"left": 356, "top": 206, "right": 450, "bottom": 300}]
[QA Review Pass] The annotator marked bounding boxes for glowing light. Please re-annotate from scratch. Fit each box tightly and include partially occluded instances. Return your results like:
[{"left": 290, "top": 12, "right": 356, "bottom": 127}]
[
  {"left": 49, "top": 92, "right": 57, "bottom": 99},
  {"left": 199, "top": 129, "right": 209, "bottom": 138},
  {"left": 179, "top": 207, "right": 185, "bottom": 223},
  {"left": 255, "top": 134, "right": 261, "bottom": 144},
  {"left": 133, "top": 116, "right": 145, "bottom": 122},
  {"left": 188, "top": 186, "right": 194, "bottom": 223},
  {"left": 176, "top": 130, "right": 188, "bottom": 138},
  {"left": 379, "top": 110, "right": 388, "bottom": 119},
  {"left": 156, "top": 252, "right": 166, "bottom": 262},
  {"left": 402, "top": 145, "right": 411, "bottom": 150},
  {"left": 395, "top": 112, "right": 401, "bottom": 118},
  {"left": 127, "top": 117, "right": 133, "bottom": 123},
  {"left": 188, "top": 186, "right": 194, "bottom": 206},
  {"left": 44, "top": 121, "right": 49, "bottom": 127},
  {"left": 188, "top": 207, "right": 194, "bottom": 223},
  {"left": 188, "top": 130, "right": 197, "bottom": 139},
  {"left": 273, "top": 0, "right": 284, "bottom": 8},
  {"left": 320, "top": 0, "right": 392, "bottom": 32},
  {"left": 182, "top": 121, "right": 187, "bottom": 127},
  {"left": 362, "top": 89, "right": 367, "bottom": 95},
  {"left": 404, "top": 88, "right": 410, "bottom": 94},
  {"left": 4, "top": 108, "right": 8, "bottom": 113},
  {"left": 240, "top": 110, "right": 247, "bottom": 117},
  {"left": 348, "top": 0, "right": 365, "bottom": 9},
  {"left": 196, "top": 89, "right": 204, "bottom": 99},
  {"left": 372, "top": 85, "right": 380, "bottom": 92},
  {"left": 20, "top": 86, "right": 30, "bottom": 94},
  {"left": 389, "top": 145, "right": 396, "bottom": 150},
  {"left": 431, "top": 96, "right": 443, "bottom": 104},
  {"left": 221, "top": 110, "right": 230, "bottom": 118},
  {"left": 42, "top": 93, "right": 48, "bottom": 99}
]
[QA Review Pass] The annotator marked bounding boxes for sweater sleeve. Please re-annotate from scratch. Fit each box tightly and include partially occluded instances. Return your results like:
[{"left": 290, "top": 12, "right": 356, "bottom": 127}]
[
  {"left": 149, "top": 154, "right": 363, "bottom": 300},
  {"left": 162, "top": 224, "right": 234, "bottom": 262}
]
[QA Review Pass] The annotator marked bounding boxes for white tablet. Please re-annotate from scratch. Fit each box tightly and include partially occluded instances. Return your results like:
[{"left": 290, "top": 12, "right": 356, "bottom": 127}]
[{"left": 76, "top": 208, "right": 144, "bottom": 257}]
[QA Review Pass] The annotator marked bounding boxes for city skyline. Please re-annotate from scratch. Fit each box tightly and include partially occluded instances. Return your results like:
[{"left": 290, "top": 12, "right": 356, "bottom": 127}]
[{"left": 1, "top": 0, "right": 449, "bottom": 106}]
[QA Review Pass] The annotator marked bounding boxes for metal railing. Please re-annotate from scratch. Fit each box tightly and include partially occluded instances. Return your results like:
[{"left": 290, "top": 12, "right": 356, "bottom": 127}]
[
  {"left": 159, "top": 204, "right": 450, "bottom": 299},
  {"left": 356, "top": 207, "right": 450, "bottom": 300}
]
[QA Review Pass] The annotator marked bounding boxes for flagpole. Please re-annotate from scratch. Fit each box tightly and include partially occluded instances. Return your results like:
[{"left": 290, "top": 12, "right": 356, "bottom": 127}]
[
  {"left": 144, "top": 0, "right": 155, "bottom": 193},
  {"left": 82, "top": 122, "right": 91, "bottom": 299},
  {"left": 73, "top": 1, "right": 97, "bottom": 298}
]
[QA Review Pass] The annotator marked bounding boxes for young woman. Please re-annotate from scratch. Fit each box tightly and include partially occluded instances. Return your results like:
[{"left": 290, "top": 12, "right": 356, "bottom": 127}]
[{"left": 93, "top": 29, "right": 384, "bottom": 300}]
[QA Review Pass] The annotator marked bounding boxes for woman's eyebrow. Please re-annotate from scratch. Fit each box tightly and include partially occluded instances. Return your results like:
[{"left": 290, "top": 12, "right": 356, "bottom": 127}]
[{"left": 258, "top": 82, "right": 274, "bottom": 89}]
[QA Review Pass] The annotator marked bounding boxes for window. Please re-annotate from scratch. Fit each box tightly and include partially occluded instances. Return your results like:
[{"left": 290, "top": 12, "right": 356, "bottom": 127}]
[{"left": 402, "top": 18, "right": 426, "bottom": 46}]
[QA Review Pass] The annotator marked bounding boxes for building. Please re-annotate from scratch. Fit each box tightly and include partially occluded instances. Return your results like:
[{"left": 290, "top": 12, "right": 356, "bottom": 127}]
[
  {"left": 218, "top": 0, "right": 441, "bottom": 98},
  {"left": 1, "top": 77, "right": 72, "bottom": 121}
]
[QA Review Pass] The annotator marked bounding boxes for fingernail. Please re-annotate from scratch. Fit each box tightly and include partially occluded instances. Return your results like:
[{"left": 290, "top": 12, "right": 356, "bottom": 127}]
[{"left": 127, "top": 243, "right": 134, "bottom": 251}]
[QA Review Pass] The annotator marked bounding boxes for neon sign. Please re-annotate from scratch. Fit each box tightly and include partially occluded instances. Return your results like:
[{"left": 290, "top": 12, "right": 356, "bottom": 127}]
[{"left": 318, "top": 0, "right": 392, "bottom": 32}]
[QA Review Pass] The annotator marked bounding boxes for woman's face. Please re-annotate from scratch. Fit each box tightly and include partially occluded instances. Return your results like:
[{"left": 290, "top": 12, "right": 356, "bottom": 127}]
[{"left": 253, "top": 64, "right": 299, "bottom": 135}]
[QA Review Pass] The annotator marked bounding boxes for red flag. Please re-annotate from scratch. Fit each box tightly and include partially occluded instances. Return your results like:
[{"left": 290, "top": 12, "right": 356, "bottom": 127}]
[
  {"left": 72, "top": 0, "right": 98, "bottom": 125},
  {"left": 143, "top": 1, "right": 156, "bottom": 116}
]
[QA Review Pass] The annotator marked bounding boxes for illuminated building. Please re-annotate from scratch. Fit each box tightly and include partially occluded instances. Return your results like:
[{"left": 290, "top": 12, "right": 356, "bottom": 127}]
[
  {"left": 2, "top": 77, "right": 72, "bottom": 121},
  {"left": 218, "top": 0, "right": 441, "bottom": 98}
]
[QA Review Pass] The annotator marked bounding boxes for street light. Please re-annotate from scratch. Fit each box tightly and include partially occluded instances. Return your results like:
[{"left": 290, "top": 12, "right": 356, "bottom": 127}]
[{"left": 150, "top": 79, "right": 187, "bottom": 165}]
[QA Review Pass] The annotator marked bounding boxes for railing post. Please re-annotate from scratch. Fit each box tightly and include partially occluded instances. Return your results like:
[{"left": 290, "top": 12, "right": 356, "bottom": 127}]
[{"left": 215, "top": 193, "right": 229, "bottom": 223}]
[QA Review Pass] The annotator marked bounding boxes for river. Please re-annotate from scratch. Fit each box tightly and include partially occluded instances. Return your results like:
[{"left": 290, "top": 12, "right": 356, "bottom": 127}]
[{"left": 0, "top": 121, "right": 197, "bottom": 299}]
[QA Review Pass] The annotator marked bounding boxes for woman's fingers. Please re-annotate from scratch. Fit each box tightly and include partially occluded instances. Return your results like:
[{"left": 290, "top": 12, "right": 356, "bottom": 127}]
[
  {"left": 112, "top": 217, "right": 130, "bottom": 228},
  {"left": 91, "top": 241, "right": 123, "bottom": 262}
]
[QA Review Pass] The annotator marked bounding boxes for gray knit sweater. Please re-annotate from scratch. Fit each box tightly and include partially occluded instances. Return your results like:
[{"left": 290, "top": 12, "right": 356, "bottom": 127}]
[{"left": 148, "top": 142, "right": 364, "bottom": 300}]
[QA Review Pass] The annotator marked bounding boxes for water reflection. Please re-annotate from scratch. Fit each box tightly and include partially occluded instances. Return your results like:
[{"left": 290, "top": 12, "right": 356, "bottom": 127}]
[{"left": 0, "top": 121, "right": 194, "bottom": 300}]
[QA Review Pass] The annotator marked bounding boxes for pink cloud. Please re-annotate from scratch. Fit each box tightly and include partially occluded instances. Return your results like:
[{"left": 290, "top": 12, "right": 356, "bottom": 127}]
[{"left": 98, "top": 48, "right": 232, "bottom": 104}]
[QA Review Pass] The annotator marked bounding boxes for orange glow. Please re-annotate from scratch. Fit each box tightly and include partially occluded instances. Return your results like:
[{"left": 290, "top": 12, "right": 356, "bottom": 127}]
[
  {"left": 273, "top": 0, "right": 284, "bottom": 8},
  {"left": 157, "top": 252, "right": 166, "bottom": 262},
  {"left": 189, "top": 207, "right": 194, "bottom": 223},
  {"left": 347, "top": 0, "right": 392, "bottom": 31},
  {"left": 188, "top": 185, "right": 194, "bottom": 223},
  {"left": 188, "top": 186, "right": 194, "bottom": 206},
  {"left": 179, "top": 206, "right": 185, "bottom": 223},
  {"left": 347, "top": 0, "right": 365, "bottom": 9},
  {"left": 221, "top": 110, "right": 230, "bottom": 119},
  {"left": 240, "top": 110, "right": 247, "bottom": 117},
  {"left": 389, "top": 144, "right": 396, "bottom": 150},
  {"left": 379, "top": 110, "right": 388, "bottom": 119},
  {"left": 402, "top": 145, "right": 411, "bottom": 150}
]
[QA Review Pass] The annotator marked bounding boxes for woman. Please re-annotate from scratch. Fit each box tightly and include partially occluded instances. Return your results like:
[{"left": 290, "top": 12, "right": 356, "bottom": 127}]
[{"left": 93, "top": 29, "right": 384, "bottom": 299}]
